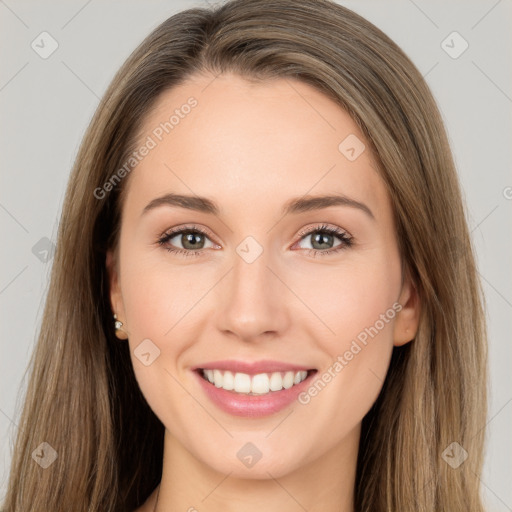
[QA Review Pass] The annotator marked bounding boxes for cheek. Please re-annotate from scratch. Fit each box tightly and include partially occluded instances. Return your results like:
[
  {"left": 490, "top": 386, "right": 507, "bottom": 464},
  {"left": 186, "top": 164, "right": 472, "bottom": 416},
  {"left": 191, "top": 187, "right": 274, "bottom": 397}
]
[
  {"left": 120, "top": 254, "right": 208, "bottom": 340},
  {"left": 117, "top": 251, "right": 198, "bottom": 384},
  {"left": 304, "top": 250, "right": 401, "bottom": 349},
  {"left": 118, "top": 256, "right": 204, "bottom": 430},
  {"left": 299, "top": 251, "right": 400, "bottom": 419}
]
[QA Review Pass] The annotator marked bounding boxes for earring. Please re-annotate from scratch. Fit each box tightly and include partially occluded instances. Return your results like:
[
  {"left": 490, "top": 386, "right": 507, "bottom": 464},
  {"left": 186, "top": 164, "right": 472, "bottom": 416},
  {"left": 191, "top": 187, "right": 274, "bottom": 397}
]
[
  {"left": 114, "top": 314, "right": 123, "bottom": 330},
  {"left": 113, "top": 314, "right": 128, "bottom": 340}
]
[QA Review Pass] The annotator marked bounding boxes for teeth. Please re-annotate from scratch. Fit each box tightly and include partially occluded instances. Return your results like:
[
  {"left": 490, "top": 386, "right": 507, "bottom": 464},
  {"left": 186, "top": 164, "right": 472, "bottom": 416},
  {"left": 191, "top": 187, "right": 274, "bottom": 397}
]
[
  {"left": 213, "top": 369, "right": 223, "bottom": 388},
  {"left": 283, "top": 371, "right": 294, "bottom": 389},
  {"left": 269, "top": 372, "right": 283, "bottom": 391},
  {"left": 222, "top": 370, "right": 234, "bottom": 390},
  {"left": 234, "top": 372, "right": 251, "bottom": 393},
  {"left": 251, "top": 373, "right": 269, "bottom": 394},
  {"left": 201, "top": 369, "right": 309, "bottom": 395}
]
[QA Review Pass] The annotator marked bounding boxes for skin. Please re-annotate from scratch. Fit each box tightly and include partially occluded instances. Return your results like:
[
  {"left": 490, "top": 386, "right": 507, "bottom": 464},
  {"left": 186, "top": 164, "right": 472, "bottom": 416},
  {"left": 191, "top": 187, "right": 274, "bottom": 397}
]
[{"left": 107, "top": 72, "right": 420, "bottom": 512}]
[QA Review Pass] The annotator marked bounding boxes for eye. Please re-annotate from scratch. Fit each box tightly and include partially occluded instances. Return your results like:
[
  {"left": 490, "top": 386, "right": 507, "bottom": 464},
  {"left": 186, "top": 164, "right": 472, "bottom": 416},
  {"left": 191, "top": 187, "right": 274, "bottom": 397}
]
[
  {"left": 157, "top": 223, "right": 353, "bottom": 258},
  {"left": 293, "top": 223, "right": 353, "bottom": 257},
  {"left": 157, "top": 225, "right": 218, "bottom": 257}
]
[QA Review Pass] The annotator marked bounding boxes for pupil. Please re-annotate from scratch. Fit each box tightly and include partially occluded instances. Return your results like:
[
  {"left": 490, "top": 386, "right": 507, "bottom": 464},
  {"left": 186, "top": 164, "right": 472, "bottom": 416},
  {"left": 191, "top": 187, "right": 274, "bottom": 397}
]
[
  {"left": 183, "top": 232, "right": 204, "bottom": 250},
  {"left": 313, "top": 232, "right": 332, "bottom": 250}
]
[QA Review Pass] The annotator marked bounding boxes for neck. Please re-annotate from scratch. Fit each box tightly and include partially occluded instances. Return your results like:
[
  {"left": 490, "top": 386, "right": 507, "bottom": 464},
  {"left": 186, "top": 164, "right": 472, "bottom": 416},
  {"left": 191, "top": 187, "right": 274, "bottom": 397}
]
[{"left": 153, "top": 425, "right": 359, "bottom": 512}]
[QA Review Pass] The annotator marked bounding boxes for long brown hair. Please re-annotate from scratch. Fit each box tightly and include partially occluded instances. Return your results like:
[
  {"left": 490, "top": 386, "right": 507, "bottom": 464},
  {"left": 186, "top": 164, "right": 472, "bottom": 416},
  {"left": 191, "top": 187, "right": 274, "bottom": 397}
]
[{"left": 2, "top": 0, "right": 488, "bottom": 510}]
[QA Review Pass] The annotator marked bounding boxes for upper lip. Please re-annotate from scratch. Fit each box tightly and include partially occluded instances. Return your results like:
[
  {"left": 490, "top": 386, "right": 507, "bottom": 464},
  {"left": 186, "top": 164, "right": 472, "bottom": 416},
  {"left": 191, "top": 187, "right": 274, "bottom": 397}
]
[{"left": 193, "top": 360, "right": 316, "bottom": 375}]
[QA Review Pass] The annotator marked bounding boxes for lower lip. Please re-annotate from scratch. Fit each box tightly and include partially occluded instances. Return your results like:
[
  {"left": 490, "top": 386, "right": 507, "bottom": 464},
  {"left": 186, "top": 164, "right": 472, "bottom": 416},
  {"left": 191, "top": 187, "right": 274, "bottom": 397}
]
[{"left": 193, "top": 370, "right": 316, "bottom": 417}]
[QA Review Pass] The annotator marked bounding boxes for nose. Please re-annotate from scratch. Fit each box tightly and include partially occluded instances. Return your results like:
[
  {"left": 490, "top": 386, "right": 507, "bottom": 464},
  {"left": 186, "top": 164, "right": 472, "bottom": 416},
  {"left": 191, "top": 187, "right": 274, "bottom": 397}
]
[{"left": 215, "top": 246, "right": 290, "bottom": 343}]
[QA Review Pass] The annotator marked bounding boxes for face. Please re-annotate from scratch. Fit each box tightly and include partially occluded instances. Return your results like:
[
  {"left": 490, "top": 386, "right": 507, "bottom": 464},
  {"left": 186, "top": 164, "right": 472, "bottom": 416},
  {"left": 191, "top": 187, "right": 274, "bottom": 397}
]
[{"left": 108, "top": 72, "right": 419, "bottom": 479}]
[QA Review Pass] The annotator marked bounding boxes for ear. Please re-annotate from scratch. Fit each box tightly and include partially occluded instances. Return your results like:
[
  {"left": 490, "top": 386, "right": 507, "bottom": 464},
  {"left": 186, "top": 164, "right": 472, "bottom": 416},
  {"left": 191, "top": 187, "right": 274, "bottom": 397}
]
[
  {"left": 393, "top": 268, "right": 421, "bottom": 347},
  {"left": 106, "top": 249, "right": 125, "bottom": 324}
]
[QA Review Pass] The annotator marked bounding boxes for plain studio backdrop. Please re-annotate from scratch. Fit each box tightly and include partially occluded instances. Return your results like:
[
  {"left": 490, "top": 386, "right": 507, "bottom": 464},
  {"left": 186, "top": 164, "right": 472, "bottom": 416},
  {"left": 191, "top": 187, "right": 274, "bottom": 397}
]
[{"left": 0, "top": 0, "right": 511, "bottom": 509}]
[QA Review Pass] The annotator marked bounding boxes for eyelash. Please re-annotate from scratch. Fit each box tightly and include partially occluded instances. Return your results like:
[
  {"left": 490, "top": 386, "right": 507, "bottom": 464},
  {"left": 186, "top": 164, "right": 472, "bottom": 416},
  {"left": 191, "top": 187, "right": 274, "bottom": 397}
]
[{"left": 156, "top": 223, "right": 353, "bottom": 258}]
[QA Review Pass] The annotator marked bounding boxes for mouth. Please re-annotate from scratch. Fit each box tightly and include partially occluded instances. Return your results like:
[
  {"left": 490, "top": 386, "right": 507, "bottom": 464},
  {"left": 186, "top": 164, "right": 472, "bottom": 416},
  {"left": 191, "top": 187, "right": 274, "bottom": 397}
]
[
  {"left": 191, "top": 360, "right": 319, "bottom": 416},
  {"left": 195, "top": 368, "right": 317, "bottom": 396}
]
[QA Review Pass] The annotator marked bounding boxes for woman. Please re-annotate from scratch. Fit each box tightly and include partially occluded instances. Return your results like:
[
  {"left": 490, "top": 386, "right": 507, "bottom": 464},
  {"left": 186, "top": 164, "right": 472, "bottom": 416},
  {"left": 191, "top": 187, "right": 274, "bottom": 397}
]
[{"left": 2, "top": 0, "right": 488, "bottom": 510}]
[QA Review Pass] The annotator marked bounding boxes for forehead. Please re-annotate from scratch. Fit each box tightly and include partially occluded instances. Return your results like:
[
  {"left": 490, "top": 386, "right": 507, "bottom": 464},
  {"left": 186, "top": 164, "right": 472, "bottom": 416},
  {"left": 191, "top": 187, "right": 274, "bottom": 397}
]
[{"left": 124, "top": 72, "right": 389, "bottom": 222}]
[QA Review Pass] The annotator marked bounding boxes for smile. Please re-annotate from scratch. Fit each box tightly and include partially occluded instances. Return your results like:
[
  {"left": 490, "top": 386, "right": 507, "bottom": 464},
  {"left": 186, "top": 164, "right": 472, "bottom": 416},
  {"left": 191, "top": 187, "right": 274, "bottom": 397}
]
[
  {"left": 199, "top": 369, "right": 312, "bottom": 395},
  {"left": 192, "top": 362, "right": 318, "bottom": 417}
]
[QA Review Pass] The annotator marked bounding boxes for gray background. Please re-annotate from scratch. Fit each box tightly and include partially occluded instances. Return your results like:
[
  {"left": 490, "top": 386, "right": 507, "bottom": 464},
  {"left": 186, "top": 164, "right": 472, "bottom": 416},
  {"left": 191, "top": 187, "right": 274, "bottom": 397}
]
[{"left": 1, "top": 0, "right": 511, "bottom": 509}]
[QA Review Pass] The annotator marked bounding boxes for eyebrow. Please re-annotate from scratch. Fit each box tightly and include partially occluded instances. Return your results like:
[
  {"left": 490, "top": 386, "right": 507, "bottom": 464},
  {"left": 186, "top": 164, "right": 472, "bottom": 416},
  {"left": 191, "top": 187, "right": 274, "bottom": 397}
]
[{"left": 142, "top": 192, "right": 374, "bottom": 220}]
